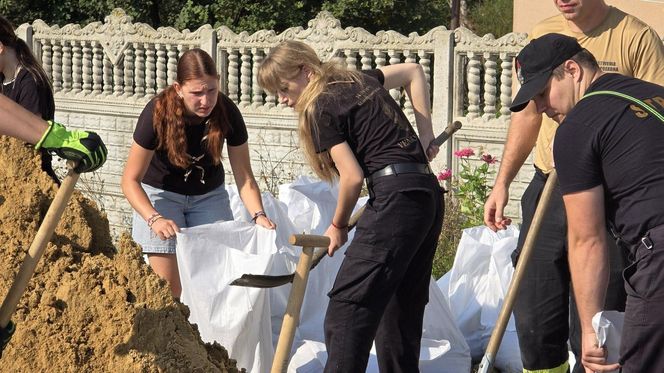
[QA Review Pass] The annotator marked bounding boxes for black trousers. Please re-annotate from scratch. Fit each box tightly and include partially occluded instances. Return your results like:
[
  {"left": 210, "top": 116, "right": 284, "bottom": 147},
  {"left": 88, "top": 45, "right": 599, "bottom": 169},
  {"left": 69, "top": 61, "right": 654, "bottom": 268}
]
[
  {"left": 323, "top": 173, "right": 444, "bottom": 373},
  {"left": 512, "top": 169, "right": 627, "bottom": 372},
  {"left": 620, "top": 224, "right": 664, "bottom": 372}
]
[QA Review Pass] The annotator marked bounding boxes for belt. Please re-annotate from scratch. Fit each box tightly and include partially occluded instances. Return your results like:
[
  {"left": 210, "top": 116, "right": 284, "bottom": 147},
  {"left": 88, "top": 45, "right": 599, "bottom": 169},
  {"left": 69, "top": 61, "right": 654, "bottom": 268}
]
[{"left": 366, "top": 163, "right": 432, "bottom": 184}]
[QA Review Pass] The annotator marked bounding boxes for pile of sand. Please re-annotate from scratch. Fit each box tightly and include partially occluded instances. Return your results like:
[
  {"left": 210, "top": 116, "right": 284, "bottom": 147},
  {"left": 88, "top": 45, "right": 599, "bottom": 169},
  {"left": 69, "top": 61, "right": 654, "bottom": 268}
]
[{"left": 0, "top": 137, "right": 242, "bottom": 372}]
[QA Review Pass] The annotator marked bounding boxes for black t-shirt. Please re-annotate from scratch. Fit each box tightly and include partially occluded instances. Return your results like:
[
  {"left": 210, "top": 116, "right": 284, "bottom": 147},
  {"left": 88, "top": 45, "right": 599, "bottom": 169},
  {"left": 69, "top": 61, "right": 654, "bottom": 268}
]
[
  {"left": 133, "top": 93, "right": 248, "bottom": 195},
  {"left": 0, "top": 68, "right": 55, "bottom": 120},
  {"left": 554, "top": 73, "right": 664, "bottom": 244},
  {"left": 312, "top": 69, "right": 428, "bottom": 176},
  {"left": 1, "top": 68, "right": 57, "bottom": 180}
]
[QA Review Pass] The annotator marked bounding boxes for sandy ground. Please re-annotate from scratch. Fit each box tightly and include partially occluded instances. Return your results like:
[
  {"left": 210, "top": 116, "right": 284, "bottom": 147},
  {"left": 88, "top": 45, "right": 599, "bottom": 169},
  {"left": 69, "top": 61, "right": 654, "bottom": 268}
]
[{"left": 0, "top": 137, "right": 242, "bottom": 372}]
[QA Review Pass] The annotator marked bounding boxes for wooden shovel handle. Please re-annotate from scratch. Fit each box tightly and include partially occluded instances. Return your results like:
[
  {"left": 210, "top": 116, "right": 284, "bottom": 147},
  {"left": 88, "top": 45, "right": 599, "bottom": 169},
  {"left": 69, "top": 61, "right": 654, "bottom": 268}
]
[
  {"left": 0, "top": 167, "right": 80, "bottom": 328},
  {"left": 479, "top": 170, "right": 558, "bottom": 372},
  {"left": 271, "top": 246, "right": 314, "bottom": 373},
  {"left": 431, "top": 121, "right": 462, "bottom": 146},
  {"left": 272, "top": 205, "right": 366, "bottom": 371},
  {"left": 289, "top": 204, "right": 366, "bottom": 265}
]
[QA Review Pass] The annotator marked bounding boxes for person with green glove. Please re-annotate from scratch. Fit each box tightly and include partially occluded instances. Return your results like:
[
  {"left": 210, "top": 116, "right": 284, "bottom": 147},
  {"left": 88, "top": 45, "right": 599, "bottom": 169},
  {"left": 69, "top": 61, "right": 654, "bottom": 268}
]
[
  {"left": 0, "top": 93, "right": 107, "bottom": 357},
  {"left": 0, "top": 94, "right": 107, "bottom": 173}
]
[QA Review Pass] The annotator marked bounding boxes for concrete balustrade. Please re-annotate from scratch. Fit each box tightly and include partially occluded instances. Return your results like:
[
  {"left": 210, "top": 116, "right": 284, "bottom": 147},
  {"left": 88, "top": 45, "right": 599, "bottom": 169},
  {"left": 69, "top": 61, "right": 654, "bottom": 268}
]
[{"left": 17, "top": 8, "right": 660, "bottom": 237}]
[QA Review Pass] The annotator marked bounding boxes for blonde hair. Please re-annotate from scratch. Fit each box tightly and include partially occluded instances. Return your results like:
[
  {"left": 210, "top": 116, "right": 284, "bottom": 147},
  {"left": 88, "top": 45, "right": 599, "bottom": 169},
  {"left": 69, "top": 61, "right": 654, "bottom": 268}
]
[{"left": 258, "top": 40, "right": 362, "bottom": 182}]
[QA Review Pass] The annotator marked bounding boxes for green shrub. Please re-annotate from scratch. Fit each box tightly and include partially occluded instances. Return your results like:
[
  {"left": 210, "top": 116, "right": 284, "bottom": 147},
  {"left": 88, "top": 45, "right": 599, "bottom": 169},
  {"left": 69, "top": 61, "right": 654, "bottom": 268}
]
[
  {"left": 431, "top": 146, "right": 499, "bottom": 279},
  {"left": 432, "top": 195, "right": 465, "bottom": 279},
  {"left": 466, "top": 0, "right": 513, "bottom": 37}
]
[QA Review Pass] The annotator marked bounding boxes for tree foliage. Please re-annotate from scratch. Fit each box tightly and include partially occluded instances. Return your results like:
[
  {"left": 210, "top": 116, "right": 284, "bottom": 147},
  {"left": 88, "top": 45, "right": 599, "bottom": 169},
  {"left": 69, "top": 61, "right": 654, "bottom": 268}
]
[
  {"left": 0, "top": 0, "right": 511, "bottom": 37},
  {"left": 465, "top": 0, "right": 513, "bottom": 38},
  {"left": 0, "top": 0, "right": 449, "bottom": 34}
]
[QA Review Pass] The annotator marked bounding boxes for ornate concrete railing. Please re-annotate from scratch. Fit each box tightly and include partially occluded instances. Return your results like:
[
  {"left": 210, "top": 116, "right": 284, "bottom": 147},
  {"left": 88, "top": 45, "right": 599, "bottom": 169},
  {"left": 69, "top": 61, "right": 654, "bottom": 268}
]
[{"left": 16, "top": 8, "right": 534, "bottom": 236}]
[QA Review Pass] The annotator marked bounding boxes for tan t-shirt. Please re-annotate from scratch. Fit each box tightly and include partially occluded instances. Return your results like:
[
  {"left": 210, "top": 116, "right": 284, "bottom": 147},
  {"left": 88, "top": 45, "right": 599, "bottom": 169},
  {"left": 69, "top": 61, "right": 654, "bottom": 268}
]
[{"left": 529, "top": 7, "right": 664, "bottom": 173}]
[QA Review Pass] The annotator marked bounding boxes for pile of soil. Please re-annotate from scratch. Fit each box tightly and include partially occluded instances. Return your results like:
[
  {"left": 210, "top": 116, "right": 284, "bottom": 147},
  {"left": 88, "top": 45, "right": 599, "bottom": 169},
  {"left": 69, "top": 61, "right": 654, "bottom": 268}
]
[{"left": 0, "top": 137, "right": 242, "bottom": 372}]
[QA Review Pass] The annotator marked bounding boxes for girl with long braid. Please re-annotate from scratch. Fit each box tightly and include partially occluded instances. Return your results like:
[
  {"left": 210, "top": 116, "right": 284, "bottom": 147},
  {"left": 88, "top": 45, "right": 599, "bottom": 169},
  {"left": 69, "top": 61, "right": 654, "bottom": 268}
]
[{"left": 122, "top": 48, "right": 275, "bottom": 299}]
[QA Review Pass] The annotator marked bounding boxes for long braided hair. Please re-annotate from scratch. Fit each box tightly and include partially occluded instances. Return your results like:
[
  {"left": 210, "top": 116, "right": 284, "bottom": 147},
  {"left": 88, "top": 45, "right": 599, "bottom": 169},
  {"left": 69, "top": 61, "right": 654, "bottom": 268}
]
[{"left": 152, "top": 48, "right": 230, "bottom": 169}]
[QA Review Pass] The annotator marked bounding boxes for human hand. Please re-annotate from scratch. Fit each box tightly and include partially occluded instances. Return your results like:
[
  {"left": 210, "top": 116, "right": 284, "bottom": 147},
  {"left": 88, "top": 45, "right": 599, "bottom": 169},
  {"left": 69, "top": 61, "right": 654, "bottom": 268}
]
[
  {"left": 324, "top": 224, "right": 348, "bottom": 257},
  {"left": 150, "top": 217, "right": 180, "bottom": 240},
  {"left": 484, "top": 185, "right": 512, "bottom": 231},
  {"left": 255, "top": 215, "right": 276, "bottom": 229},
  {"left": 425, "top": 141, "right": 440, "bottom": 161},
  {"left": 581, "top": 331, "right": 621, "bottom": 372},
  {"left": 35, "top": 121, "right": 107, "bottom": 173}
]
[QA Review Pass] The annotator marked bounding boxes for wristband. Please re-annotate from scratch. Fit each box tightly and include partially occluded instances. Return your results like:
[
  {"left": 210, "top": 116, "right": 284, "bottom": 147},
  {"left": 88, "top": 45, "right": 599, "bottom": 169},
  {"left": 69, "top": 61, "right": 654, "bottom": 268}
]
[
  {"left": 331, "top": 221, "right": 348, "bottom": 230},
  {"left": 252, "top": 210, "right": 267, "bottom": 222},
  {"left": 146, "top": 212, "right": 163, "bottom": 227}
]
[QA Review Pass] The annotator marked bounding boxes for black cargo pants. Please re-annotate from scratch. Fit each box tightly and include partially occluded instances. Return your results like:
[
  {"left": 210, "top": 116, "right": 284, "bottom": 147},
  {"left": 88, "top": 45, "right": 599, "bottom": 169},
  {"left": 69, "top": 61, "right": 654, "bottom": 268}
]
[
  {"left": 513, "top": 169, "right": 627, "bottom": 372},
  {"left": 323, "top": 173, "right": 444, "bottom": 373}
]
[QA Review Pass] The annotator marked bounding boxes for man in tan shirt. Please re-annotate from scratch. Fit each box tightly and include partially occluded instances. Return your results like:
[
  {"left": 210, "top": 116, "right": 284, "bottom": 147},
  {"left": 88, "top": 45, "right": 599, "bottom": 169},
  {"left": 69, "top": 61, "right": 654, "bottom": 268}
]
[{"left": 483, "top": 1, "right": 664, "bottom": 372}]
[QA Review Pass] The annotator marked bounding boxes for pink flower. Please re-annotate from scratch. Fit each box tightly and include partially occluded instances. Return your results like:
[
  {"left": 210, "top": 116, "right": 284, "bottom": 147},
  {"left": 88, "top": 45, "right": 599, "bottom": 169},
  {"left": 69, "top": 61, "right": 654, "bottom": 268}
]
[
  {"left": 437, "top": 168, "right": 452, "bottom": 181},
  {"left": 454, "top": 148, "right": 475, "bottom": 158},
  {"left": 481, "top": 153, "right": 498, "bottom": 164}
]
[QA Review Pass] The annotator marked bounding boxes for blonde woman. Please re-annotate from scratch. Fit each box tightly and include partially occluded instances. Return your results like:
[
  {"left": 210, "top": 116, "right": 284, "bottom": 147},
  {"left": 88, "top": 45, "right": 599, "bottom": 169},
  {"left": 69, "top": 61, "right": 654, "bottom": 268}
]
[{"left": 258, "top": 40, "right": 444, "bottom": 372}]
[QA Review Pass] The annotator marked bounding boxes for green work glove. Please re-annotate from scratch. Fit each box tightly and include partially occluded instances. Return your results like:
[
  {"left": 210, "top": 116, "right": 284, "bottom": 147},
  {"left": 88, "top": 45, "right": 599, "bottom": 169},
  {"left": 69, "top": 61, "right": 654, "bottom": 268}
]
[
  {"left": 0, "top": 320, "right": 15, "bottom": 358},
  {"left": 35, "top": 121, "right": 107, "bottom": 173}
]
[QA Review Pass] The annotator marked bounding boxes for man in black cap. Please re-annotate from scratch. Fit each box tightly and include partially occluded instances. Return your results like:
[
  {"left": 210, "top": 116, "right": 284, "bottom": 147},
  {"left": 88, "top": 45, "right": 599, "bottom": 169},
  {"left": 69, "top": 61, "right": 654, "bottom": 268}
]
[
  {"left": 484, "top": 2, "right": 664, "bottom": 372},
  {"left": 511, "top": 32, "right": 664, "bottom": 373}
]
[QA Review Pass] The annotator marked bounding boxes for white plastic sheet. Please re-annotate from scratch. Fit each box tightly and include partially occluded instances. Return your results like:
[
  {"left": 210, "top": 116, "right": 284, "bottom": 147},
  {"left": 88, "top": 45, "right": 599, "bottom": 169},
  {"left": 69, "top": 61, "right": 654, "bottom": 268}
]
[
  {"left": 592, "top": 310, "right": 624, "bottom": 372},
  {"left": 176, "top": 177, "right": 471, "bottom": 373},
  {"left": 177, "top": 221, "right": 277, "bottom": 373},
  {"left": 438, "top": 225, "right": 523, "bottom": 372}
]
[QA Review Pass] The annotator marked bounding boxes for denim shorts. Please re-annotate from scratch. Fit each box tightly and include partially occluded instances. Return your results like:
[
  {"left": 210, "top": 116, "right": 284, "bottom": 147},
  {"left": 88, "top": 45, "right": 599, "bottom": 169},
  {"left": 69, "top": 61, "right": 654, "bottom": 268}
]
[{"left": 132, "top": 183, "right": 234, "bottom": 254}]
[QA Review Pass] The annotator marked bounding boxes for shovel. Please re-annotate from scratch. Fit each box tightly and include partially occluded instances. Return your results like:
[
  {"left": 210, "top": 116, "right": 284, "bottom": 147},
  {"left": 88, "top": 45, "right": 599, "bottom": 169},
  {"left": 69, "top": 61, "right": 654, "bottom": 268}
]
[
  {"left": 231, "top": 121, "right": 463, "bottom": 288},
  {"left": 231, "top": 205, "right": 365, "bottom": 288},
  {"left": 271, "top": 232, "right": 328, "bottom": 373},
  {"left": 0, "top": 164, "right": 80, "bottom": 358},
  {"left": 478, "top": 169, "right": 558, "bottom": 373},
  {"left": 272, "top": 211, "right": 374, "bottom": 373}
]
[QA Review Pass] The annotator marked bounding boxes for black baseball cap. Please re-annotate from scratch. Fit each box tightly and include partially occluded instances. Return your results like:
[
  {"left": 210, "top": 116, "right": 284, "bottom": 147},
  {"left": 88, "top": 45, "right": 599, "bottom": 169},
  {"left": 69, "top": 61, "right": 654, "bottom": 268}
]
[{"left": 509, "top": 33, "right": 584, "bottom": 112}]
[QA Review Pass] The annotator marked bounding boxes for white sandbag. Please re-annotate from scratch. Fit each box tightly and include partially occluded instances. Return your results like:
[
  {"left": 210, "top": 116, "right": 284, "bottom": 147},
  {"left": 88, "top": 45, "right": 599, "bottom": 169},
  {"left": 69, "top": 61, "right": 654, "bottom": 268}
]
[
  {"left": 442, "top": 225, "right": 523, "bottom": 372},
  {"left": 177, "top": 177, "right": 472, "bottom": 372},
  {"left": 420, "top": 278, "right": 472, "bottom": 372},
  {"left": 177, "top": 221, "right": 277, "bottom": 373},
  {"left": 177, "top": 190, "right": 298, "bottom": 373}
]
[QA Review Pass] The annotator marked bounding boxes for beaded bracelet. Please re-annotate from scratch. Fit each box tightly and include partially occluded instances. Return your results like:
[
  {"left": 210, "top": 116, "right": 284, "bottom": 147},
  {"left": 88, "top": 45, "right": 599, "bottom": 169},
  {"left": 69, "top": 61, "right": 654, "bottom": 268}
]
[
  {"left": 146, "top": 212, "right": 163, "bottom": 227},
  {"left": 251, "top": 210, "right": 267, "bottom": 222}
]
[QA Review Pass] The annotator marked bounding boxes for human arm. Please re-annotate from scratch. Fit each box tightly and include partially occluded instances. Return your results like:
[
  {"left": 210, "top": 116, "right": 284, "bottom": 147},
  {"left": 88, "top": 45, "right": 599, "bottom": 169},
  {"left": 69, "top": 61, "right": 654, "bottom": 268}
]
[
  {"left": 325, "top": 142, "right": 364, "bottom": 256},
  {"left": 378, "top": 63, "right": 438, "bottom": 160},
  {"left": 0, "top": 93, "right": 49, "bottom": 143},
  {"left": 228, "top": 142, "right": 275, "bottom": 229},
  {"left": 0, "top": 94, "right": 106, "bottom": 173},
  {"left": 629, "top": 26, "right": 664, "bottom": 86},
  {"left": 121, "top": 142, "right": 179, "bottom": 240},
  {"left": 563, "top": 186, "right": 621, "bottom": 372},
  {"left": 483, "top": 79, "right": 542, "bottom": 231}
]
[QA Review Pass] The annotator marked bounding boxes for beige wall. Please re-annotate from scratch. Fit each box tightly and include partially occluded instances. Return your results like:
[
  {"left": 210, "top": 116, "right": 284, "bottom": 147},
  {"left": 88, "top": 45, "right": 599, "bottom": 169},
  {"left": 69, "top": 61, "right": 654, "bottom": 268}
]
[{"left": 513, "top": 0, "right": 664, "bottom": 36}]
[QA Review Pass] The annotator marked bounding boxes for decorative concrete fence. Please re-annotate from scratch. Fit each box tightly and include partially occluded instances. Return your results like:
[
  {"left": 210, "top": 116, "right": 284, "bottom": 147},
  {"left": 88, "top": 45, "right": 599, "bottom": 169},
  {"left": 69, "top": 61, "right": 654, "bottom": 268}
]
[{"left": 17, "top": 8, "right": 532, "bottom": 237}]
